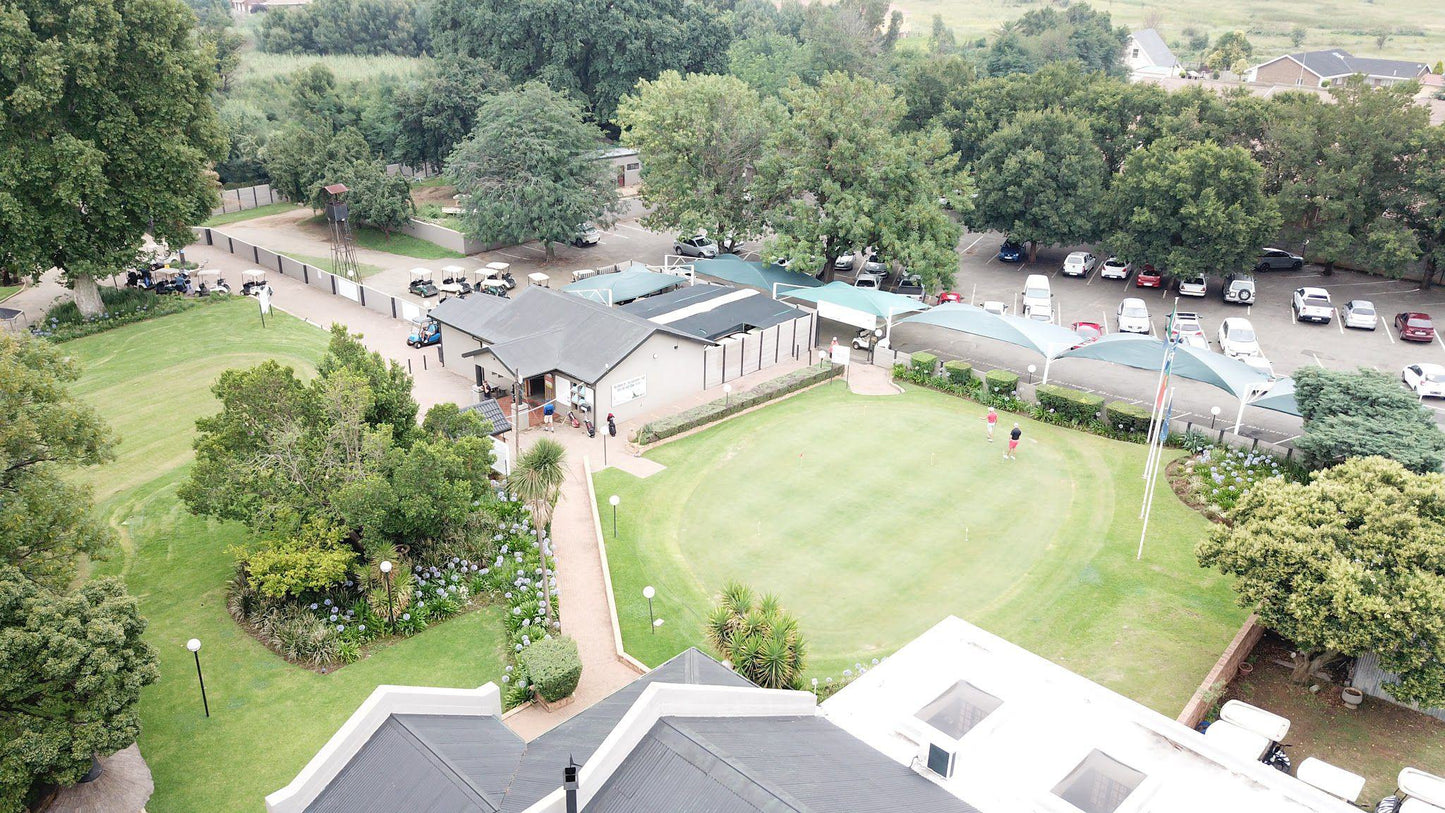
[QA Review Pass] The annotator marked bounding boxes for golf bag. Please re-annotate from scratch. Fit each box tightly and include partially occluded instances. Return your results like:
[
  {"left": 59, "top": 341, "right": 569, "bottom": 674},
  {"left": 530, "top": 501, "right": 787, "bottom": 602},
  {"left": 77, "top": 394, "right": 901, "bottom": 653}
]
[
  {"left": 1375, "top": 798, "right": 1401, "bottom": 813},
  {"left": 585, "top": 418, "right": 596, "bottom": 438},
  {"left": 606, "top": 413, "right": 617, "bottom": 437},
  {"left": 567, "top": 410, "right": 581, "bottom": 428}
]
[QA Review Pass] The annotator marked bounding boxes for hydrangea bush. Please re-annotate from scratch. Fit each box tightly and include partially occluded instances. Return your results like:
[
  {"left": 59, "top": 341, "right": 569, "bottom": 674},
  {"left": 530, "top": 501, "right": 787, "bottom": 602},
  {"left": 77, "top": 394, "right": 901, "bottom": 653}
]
[{"left": 1183, "top": 445, "right": 1304, "bottom": 511}]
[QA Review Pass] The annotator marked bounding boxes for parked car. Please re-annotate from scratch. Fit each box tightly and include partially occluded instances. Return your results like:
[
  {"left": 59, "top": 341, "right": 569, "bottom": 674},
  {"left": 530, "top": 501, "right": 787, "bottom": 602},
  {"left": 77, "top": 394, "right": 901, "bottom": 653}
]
[
  {"left": 1342, "top": 299, "right": 1378, "bottom": 330},
  {"left": 938, "top": 291, "right": 963, "bottom": 304},
  {"left": 1135, "top": 264, "right": 1163, "bottom": 288},
  {"left": 1022, "top": 273, "right": 1051, "bottom": 318},
  {"left": 854, "top": 271, "right": 884, "bottom": 290},
  {"left": 981, "top": 300, "right": 1008, "bottom": 316},
  {"left": 1167, "top": 311, "right": 1209, "bottom": 350},
  {"left": 1217, "top": 317, "right": 1266, "bottom": 363},
  {"left": 674, "top": 235, "right": 718, "bottom": 258},
  {"left": 573, "top": 223, "right": 601, "bottom": 247},
  {"left": 1099, "top": 257, "right": 1131, "bottom": 280},
  {"left": 835, "top": 252, "right": 884, "bottom": 274},
  {"left": 1071, "top": 321, "right": 1104, "bottom": 347},
  {"left": 1116, "top": 298, "right": 1151, "bottom": 334},
  {"left": 1061, "top": 251, "right": 1097, "bottom": 278},
  {"left": 1256, "top": 248, "right": 1304, "bottom": 271},
  {"left": 893, "top": 273, "right": 924, "bottom": 300},
  {"left": 1403, "top": 363, "right": 1445, "bottom": 398},
  {"left": 1292, "top": 287, "right": 1334, "bottom": 324},
  {"left": 1177, "top": 273, "right": 1207, "bottom": 297},
  {"left": 996, "top": 242, "right": 1024, "bottom": 263},
  {"left": 1396, "top": 312, "right": 1437, "bottom": 342},
  {"left": 1222, "top": 272, "right": 1256, "bottom": 304}
]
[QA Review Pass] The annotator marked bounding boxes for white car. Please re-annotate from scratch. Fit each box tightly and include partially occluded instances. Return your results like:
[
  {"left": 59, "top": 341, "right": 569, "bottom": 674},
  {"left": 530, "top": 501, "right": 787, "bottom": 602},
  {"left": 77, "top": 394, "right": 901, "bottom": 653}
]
[
  {"left": 1061, "top": 251, "right": 1096, "bottom": 278},
  {"left": 1168, "top": 312, "right": 1209, "bottom": 350},
  {"left": 854, "top": 271, "right": 883, "bottom": 290},
  {"left": 1292, "top": 286, "right": 1334, "bottom": 324},
  {"left": 1099, "top": 257, "right": 1131, "bottom": 280},
  {"left": 1116, "top": 298, "right": 1151, "bottom": 334},
  {"left": 835, "top": 252, "right": 884, "bottom": 274},
  {"left": 573, "top": 223, "right": 601, "bottom": 247},
  {"left": 1025, "top": 301, "right": 1053, "bottom": 322},
  {"left": 1218, "top": 317, "right": 1267, "bottom": 363},
  {"left": 1177, "top": 273, "right": 1207, "bottom": 297},
  {"left": 1403, "top": 363, "right": 1445, "bottom": 398},
  {"left": 981, "top": 300, "right": 1008, "bottom": 316},
  {"left": 1022, "top": 273, "right": 1052, "bottom": 315},
  {"left": 1343, "top": 299, "right": 1378, "bottom": 330},
  {"left": 674, "top": 235, "right": 718, "bottom": 258}
]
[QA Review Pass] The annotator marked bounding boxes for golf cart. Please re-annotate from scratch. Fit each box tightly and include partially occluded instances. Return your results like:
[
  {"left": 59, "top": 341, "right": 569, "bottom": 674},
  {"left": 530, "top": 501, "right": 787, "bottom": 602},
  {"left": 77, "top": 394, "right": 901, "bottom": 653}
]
[
  {"left": 437, "top": 265, "right": 472, "bottom": 295},
  {"left": 482, "top": 261, "right": 515, "bottom": 290},
  {"left": 241, "top": 269, "right": 269, "bottom": 296},
  {"left": 409, "top": 269, "right": 440, "bottom": 298},
  {"left": 195, "top": 268, "right": 230, "bottom": 296},
  {"left": 407, "top": 316, "right": 441, "bottom": 348},
  {"left": 851, "top": 326, "right": 888, "bottom": 351}
]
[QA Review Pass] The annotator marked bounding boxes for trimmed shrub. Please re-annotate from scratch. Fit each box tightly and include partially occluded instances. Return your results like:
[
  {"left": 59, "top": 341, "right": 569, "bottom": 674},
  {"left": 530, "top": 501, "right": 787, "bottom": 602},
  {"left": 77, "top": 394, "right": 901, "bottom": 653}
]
[
  {"left": 1035, "top": 385, "right": 1104, "bottom": 423},
  {"left": 983, "top": 369, "right": 1019, "bottom": 396},
  {"left": 942, "top": 360, "right": 974, "bottom": 387},
  {"left": 910, "top": 351, "right": 938, "bottom": 376},
  {"left": 33, "top": 287, "right": 206, "bottom": 342},
  {"left": 1106, "top": 401, "right": 1154, "bottom": 434},
  {"left": 635, "top": 363, "right": 842, "bottom": 444},
  {"left": 518, "top": 635, "right": 582, "bottom": 702}
]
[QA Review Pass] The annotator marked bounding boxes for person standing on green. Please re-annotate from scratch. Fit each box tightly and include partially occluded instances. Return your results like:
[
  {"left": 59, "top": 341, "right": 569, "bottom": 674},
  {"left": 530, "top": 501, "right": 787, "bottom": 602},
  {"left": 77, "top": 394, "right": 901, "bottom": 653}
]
[{"left": 1006, "top": 423, "right": 1021, "bottom": 460}]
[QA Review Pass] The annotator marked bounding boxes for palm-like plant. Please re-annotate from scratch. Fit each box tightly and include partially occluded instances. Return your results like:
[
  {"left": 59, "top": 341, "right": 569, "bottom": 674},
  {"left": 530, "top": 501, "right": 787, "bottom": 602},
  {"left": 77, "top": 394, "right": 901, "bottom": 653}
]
[
  {"left": 507, "top": 438, "right": 567, "bottom": 625},
  {"left": 705, "top": 581, "right": 807, "bottom": 690}
]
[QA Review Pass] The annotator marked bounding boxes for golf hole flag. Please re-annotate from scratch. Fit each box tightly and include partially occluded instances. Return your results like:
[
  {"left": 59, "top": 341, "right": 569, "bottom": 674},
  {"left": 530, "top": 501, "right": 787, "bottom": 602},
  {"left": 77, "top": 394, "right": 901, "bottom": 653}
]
[{"left": 257, "top": 286, "right": 272, "bottom": 315}]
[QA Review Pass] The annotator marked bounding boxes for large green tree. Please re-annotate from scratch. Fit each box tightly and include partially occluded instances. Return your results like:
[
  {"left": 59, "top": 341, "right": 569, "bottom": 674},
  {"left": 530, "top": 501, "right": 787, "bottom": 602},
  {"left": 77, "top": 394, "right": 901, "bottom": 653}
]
[
  {"left": 1291, "top": 367, "right": 1445, "bottom": 473},
  {"left": 258, "top": 0, "right": 429, "bottom": 56},
  {"left": 1106, "top": 140, "right": 1278, "bottom": 278},
  {"left": 392, "top": 58, "right": 504, "bottom": 172},
  {"left": 429, "top": 0, "right": 729, "bottom": 126},
  {"left": 0, "top": 334, "right": 114, "bottom": 588},
  {"left": 1404, "top": 124, "right": 1445, "bottom": 288},
  {"left": 755, "top": 73, "right": 962, "bottom": 288},
  {"left": 446, "top": 83, "right": 621, "bottom": 259},
  {"left": 0, "top": 0, "right": 225, "bottom": 316},
  {"left": 1198, "top": 457, "right": 1445, "bottom": 705},
  {"left": 968, "top": 109, "right": 1105, "bottom": 261},
  {"left": 0, "top": 568, "right": 158, "bottom": 811},
  {"left": 986, "top": 4, "right": 1128, "bottom": 77},
  {"left": 618, "top": 71, "right": 780, "bottom": 248}
]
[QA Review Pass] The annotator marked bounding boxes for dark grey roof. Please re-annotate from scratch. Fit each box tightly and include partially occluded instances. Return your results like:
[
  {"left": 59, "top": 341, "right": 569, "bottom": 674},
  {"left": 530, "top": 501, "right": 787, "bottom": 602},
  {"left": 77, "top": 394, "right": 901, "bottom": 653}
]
[
  {"left": 460, "top": 397, "right": 512, "bottom": 434},
  {"left": 585, "top": 716, "right": 980, "bottom": 813},
  {"left": 429, "top": 286, "right": 707, "bottom": 384},
  {"left": 304, "top": 714, "right": 524, "bottom": 813},
  {"left": 1128, "top": 29, "right": 1177, "bottom": 67},
  {"left": 1280, "top": 49, "right": 1428, "bottom": 79},
  {"left": 499, "top": 648, "right": 752, "bottom": 812},
  {"left": 618, "top": 286, "right": 803, "bottom": 341}
]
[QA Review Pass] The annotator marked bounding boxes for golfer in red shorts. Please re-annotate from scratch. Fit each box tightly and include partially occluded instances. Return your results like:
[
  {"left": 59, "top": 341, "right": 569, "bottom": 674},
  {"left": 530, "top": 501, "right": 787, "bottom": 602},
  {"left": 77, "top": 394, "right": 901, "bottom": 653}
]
[{"left": 1006, "top": 423, "right": 1021, "bottom": 460}]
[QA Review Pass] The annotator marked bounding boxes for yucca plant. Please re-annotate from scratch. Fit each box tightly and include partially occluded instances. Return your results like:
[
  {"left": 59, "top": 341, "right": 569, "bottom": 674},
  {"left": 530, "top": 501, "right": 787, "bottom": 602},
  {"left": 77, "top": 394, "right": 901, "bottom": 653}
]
[{"left": 705, "top": 581, "right": 807, "bottom": 690}]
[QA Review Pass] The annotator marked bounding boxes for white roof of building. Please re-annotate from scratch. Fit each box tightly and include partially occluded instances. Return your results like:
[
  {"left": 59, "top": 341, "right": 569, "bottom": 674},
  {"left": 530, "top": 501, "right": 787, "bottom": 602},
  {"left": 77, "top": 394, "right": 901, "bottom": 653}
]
[
  {"left": 821, "top": 616, "right": 1362, "bottom": 813},
  {"left": 1128, "top": 29, "right": 1179, "bottom": 68}
]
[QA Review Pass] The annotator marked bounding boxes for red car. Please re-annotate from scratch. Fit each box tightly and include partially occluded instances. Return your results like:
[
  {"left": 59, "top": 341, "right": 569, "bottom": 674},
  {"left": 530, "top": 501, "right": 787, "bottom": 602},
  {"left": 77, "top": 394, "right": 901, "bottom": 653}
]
[
  {"left": 1396, "top": 312, "right": 1437, "bottom": 342},
  {"left": 938, "top": 291, "right": 963, "bottom": 304},
  {"left": 1135, "top": 264, "right": 1163, "bottom": 288},
  {"left": 1071, "top": 320, "right": 1104, "bottom": 348}
]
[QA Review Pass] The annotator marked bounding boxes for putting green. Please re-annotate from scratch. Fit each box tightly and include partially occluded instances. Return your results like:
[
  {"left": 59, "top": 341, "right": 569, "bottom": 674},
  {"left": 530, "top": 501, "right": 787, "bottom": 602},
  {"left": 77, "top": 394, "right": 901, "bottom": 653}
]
[{"left": 596, "top": 382, "right": 1246, "bottom": 712}]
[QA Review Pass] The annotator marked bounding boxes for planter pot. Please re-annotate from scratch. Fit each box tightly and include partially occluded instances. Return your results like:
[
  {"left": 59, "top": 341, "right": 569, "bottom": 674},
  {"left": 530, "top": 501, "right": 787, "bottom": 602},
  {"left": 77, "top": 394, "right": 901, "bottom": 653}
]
[
  {"left": 1238, "top": 662, "right": 1254, "bottom": 677},
  {"left": 1342, "top": 687, "right": 1364, "bottom": 709}
]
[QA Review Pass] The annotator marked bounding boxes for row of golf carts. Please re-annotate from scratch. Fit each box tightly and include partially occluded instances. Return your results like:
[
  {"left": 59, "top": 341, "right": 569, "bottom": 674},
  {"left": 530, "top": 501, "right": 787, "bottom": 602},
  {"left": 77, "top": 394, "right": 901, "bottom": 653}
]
[
  {"left": 408, "top": 262, "right": 516, "bottom": 299},
  {"left": 125, "top": 259, "right": 271, "bottom": 298}
]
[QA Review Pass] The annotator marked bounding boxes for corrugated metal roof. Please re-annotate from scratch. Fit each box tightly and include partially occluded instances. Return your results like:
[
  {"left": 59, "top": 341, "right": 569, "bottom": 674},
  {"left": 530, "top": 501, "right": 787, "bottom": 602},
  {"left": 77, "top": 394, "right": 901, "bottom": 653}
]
[
  {"left": 429, "top": 286, "right": 707, "bottom": 384},
  {"left": 585, "top": 716, "right": 981, "bottom": 813},
  {"left": 1282, "top": 49, "right": 1428, "bottom": 79},
  {"left": 460, "top": 397, "right": 512, "bottom": 434},
  {"left": 618, "top": 285, "right": 803, "bottom": 341},
  {"left": 562, "top": 269, "right": 684, "bottom": 304},
  {"left": 618, "top": 285, "right": 734, "bottom": 319}
]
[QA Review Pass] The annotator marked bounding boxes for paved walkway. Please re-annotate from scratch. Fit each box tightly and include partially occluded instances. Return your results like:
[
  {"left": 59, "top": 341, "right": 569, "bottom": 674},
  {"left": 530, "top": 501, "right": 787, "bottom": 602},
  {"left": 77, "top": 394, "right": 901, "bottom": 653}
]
[{"left": 846, "top": 360, "right": 902, "bottom": 396}]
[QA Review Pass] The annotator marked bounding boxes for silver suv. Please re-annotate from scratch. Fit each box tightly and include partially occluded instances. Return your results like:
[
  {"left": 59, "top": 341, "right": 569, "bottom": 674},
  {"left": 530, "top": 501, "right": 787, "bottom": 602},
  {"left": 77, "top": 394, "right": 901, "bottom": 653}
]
[{"left": 1222, "top": 272, "right": 1256, "bottom": 304}]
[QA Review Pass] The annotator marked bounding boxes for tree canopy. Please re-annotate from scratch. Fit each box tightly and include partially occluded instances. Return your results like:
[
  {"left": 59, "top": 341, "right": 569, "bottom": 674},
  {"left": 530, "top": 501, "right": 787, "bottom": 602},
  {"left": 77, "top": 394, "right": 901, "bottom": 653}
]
[
  {"left": 0, "top": 0, "right": 225, "bottom": 315},
  {"left": 391, "top": 58, "right": 504, "bottom": 172},
  {"left": 1106, "top": 139, "right": 1279, "bottom": 277},
  {"left": 446, "top": 84, "right": 622, "bottom": 259},
  {"left": 1291, "top": 367, "right": 1445, "bottom": 473},
  {"left": 258, "top": 0, "right": 429, "bottom": 56},
  {"left": 1198, "top": 456, "right": 1445, "bottom": 706},
  {"left": 985, "top": 4, "right": 1128, "bottom": 77}
]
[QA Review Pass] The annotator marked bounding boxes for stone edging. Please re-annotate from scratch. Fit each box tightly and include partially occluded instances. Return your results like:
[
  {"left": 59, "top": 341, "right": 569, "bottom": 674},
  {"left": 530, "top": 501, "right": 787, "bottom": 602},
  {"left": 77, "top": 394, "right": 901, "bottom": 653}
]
[
  {"left": 583, "top": 455, "right": 648, "bottom": 675},
  {"left": 1177, "top": 613, "right": 1264, "bottom": 729}
]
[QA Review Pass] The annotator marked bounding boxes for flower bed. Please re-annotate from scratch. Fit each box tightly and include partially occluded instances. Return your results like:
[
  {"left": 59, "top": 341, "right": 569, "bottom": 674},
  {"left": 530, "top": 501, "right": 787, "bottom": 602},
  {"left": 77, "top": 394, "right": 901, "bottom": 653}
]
[
  {"left": 1177, "top": 445, "right": 1305, "bottom": 512},
  {"left": 33, "top": 288, "right": 214, "bottom": 342}
]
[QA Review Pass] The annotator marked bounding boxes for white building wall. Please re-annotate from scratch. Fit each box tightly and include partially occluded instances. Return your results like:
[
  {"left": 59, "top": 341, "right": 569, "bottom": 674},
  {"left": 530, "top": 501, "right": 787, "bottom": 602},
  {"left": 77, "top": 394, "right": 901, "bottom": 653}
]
[{"left": 595, "top": 333, "right": 708, "bottom": 422}]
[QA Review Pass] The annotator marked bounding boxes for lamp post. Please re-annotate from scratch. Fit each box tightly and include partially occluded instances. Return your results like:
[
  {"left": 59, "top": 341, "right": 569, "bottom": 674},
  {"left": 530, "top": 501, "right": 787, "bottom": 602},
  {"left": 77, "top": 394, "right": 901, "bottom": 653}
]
[
  {"left": 1210, "top": 405, "right": 1221, "bottom": 429},
  {"left": 380, "top": 560, "right": 395, "bottom": 627},
  {"left": 1027, "top": 364, "right": 1037, "bottom": 385},
  {"left": 643, "top": 585, "right": 656, "bottom": 633},
  {"left": 187, "top": 638, "right": 209, "bottom": 718},
  {"left": 723, "top": 383, "right": 732, "bottom": 408},
  {"left": 609, "top": 494, "right": 620, "bottom": 537}
]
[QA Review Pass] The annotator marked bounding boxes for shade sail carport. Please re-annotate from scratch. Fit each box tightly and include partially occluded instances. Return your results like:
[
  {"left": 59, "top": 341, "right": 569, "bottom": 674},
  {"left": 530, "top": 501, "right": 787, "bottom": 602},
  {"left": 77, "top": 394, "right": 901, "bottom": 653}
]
[
  {"left": 561, "top": 269, "right": 684, "bottom": 305},
  {"left": 779, "top": 281, "right": 928, "bottom": 333},
  {"left": 899, "top": 304, "right": 1081, "bottom": 378},
  {"left": 691, "top": 255, "right": 824, "bottom": 296},
  {"left": 1247, "top": 378, "right": 1301, "bottom": 417}
]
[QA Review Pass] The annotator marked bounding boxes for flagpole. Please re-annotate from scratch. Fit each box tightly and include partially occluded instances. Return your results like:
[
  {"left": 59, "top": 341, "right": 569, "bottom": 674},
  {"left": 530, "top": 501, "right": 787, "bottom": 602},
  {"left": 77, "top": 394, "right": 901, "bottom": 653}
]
[{"left": 1138, "top": 387, "right": 1174, "bottom": 560}]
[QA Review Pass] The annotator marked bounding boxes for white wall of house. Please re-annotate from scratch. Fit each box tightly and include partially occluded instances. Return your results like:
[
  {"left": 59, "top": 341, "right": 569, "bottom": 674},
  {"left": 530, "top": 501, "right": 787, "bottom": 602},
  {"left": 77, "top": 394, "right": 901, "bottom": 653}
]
[{"left": 595, "top": 333, "right": 708, "bottom": 422}]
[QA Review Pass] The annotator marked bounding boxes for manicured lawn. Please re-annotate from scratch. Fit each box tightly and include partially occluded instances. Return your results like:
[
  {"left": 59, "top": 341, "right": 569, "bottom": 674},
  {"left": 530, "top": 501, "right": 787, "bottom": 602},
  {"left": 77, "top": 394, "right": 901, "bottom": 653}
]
[
  {"left": 0, "top": 284, "right": 18, "bottom": 302},
  {"left": 349, "top": 225, "right": 464, "bottom": 259},
  {"left": 70, "top": 300, "right": 506, "bottom": 812},
  {"left": 287, "top": 252, "right": 386, "bottom": 279},
  {"left": 595, "top": 383, "right": 1247, "bottom": 714},
  {"left": 203, "top": 201, "right": 300, "bottom": 227}
]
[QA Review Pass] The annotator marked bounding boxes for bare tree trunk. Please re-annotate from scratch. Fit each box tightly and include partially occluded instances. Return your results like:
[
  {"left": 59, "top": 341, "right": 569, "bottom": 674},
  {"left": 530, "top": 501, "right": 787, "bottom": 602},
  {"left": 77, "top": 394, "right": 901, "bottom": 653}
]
[
  {"left": 71, "top": 274, "right": 106, "bottom": 318},
  {"left": 1289, "top": 649, "right": 1338, "bottom": 683},
  {"left": 544, "top": 241, "right": 555, "bottom": 262},
  {"left": 1027, "top": 241, "right": 1040, "bottom": 263}
]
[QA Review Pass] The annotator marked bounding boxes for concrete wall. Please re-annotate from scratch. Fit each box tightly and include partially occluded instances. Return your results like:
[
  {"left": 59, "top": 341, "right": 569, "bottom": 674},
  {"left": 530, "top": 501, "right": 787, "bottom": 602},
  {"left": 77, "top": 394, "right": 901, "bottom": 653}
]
[
  {"left": 399, "top": 218, "right": 492, "bottom": 255},
  {"left": 214, "top": 183, "right": 283, "bottom": 215},
  {"left": 596, "top": 333, "right": 709, "bottom": 423},
  {"left": 701, "top": 311, "right": 815, "bottom": 388}
]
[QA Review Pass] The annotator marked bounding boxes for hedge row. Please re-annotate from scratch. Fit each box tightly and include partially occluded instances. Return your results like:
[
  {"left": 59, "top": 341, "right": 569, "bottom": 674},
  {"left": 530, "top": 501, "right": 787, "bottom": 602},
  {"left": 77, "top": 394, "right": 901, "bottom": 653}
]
[
  {"left": 911, "top": 352, "right": 938, "bottom": 376},
  {"left": 1035, "top": 384, "right": 1105, "bottom": 423},
  {"left": 517, "top": 635, "right": 582, "bottom": 703},
  {"left": 1106, "top": 401, "right": 1154, "bottom": 434},
  {"left": 943, "top": 360, "right": 974, "bottom": 387},
  {"left": 984, "top": 369, "right": 1019, "bottom": 396},
  {"left": 635, "top": 362, "right": 843, "bottom": 444}
]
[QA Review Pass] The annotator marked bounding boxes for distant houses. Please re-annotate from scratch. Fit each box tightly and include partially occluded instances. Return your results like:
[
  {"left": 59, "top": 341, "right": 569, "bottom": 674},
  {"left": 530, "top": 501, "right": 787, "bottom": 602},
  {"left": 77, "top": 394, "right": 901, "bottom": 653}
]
[
  {"left": 1246, "top": 49, "right": 1431, "bottom": 88},
  {"left": 1124, "top": 29, "right": 1181, "bottom": 79}
]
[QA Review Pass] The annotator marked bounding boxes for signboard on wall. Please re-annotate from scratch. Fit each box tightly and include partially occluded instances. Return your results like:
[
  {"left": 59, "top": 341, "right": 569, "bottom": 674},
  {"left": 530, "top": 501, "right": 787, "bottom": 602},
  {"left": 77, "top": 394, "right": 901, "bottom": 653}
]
[{"left": 612, "top": 375, "right": 647, "bottom": 406}]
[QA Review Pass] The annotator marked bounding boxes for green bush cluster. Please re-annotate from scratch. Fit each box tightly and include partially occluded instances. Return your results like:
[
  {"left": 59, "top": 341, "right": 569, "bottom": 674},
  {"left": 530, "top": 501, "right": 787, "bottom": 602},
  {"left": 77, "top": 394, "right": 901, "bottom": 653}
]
[
  {"left": 635, "top": 363, "right": 842, "bottom": 444},
  {"left": 910, "top": 351, "right": 938, "bottom": 376},
  {"left": 33, "top": 288, "right": 209, "bottom": 342},
  {"left": 943, "top": 360, "right": 975, "bottom": 387},
  {"left": 1035, "top": 384, "right": 1104, "bottom": 423},
  {"left": 984, "top": 369, "right": 1019, "bottom": 396},
  {"left": 1105, "top": 401, "right": 1154, "bottom": 434},
  {"left": 516, "top": 636, "right": 582, "bottom": 702}
]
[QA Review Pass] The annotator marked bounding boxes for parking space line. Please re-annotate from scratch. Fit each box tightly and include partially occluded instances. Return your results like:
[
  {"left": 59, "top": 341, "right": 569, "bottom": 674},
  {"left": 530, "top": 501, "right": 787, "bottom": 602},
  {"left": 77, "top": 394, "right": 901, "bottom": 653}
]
[
  {"left": 963, "top": 235, "right": 986, "bottom": 253},
  {"left": 1384, "top": 325, "right": 1395, "bottom": 344},
  {"left": 603, "top": 231, "right": 630, "bottom": 240},
  {"left": 493, "top": 250, "right": 531, "bottom": 260},
  {"left": 1289, "top": 308, "right": 1296, "bottom": 325},
  {"left": 615, "top": 224, "right": 651, "bottom": 234},
  {"left": 1310, "top": 353, "right": 1324, "bottom": 367},
  {"left": 1437, "top": 332, "right": 1445, "bottom": 353},
  {"left": 1336, "top": 311, "right": 1343, "bottom": 334},
  {"left": 1320, "top": 279, "right": 1417, "bottom": 288}
]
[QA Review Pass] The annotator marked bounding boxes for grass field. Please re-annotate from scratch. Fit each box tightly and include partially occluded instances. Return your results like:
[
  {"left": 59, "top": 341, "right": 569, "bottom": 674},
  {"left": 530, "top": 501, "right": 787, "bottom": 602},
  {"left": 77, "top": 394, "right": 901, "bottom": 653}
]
[
  {"left": 287, "top": 252, "right": 385, "bottom": 279},
  {"left": 595, "top": 383, "right": 1247, "bottom": 714},
  {"left": 894, "top": 0, "right": 1445, "bottom": 65},
  {"left": 71, "top": 301, "right": 505, "bottom": 812},
  {"left": 203, "top": 202, "right": 300, "bottom": 228},
  {"left": 0, "top": 284, "right": 19, "bottom": 302},
  {"left": 302, "top": 215, "right": 465, "bottom": 260}
]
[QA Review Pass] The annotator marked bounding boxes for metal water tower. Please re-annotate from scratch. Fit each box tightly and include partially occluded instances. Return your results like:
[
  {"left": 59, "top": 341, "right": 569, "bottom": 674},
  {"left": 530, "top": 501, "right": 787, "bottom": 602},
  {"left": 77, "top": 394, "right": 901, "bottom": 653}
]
[{"left": 323, "top": 183, "right": 361, "bottom": 279}]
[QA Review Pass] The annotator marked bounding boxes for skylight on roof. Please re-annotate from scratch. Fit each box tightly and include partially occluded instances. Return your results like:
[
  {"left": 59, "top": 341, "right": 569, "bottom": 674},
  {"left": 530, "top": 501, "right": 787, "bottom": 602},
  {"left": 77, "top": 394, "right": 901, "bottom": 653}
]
[
  {"left": 1052, "top": 750, "right": 1146, "bottom": 813},
  {"left": 915, "top": 680, "right": 1003, "bottom": 739}
]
